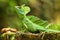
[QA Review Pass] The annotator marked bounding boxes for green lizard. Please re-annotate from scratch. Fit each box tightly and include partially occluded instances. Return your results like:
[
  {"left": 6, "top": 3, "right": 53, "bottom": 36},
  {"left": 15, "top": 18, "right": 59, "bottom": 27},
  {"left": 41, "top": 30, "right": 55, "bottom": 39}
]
[{"left": 15, "top": 4, "right": 60, "bottom": 33}]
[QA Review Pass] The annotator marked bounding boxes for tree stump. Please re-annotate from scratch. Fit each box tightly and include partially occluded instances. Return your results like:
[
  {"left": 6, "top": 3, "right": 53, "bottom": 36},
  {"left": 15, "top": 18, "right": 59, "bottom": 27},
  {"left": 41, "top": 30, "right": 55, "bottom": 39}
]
[{"left": 17, "top": 32, "right": 60, "bottom": 40}]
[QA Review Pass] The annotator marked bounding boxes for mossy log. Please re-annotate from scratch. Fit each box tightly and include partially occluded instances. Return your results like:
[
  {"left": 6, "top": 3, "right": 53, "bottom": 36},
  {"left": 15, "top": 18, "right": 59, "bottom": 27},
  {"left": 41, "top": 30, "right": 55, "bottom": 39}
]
[{"left": 17, "top": 32, "right": 60, "bottom": 40}]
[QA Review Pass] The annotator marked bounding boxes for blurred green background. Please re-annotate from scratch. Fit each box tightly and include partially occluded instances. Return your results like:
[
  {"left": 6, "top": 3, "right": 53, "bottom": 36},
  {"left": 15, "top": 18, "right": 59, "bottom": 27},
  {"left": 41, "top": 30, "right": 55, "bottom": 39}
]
[
  {"left": 0, "top": 0, "right": 30, "bottom": 30},
  {"left": 0, "top": 0, "right": 60, "bottom": 31}
]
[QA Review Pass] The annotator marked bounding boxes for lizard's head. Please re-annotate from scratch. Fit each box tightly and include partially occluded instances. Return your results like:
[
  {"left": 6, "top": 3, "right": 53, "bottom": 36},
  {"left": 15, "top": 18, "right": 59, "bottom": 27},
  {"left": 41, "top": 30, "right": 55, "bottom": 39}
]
[{"left": 15, "top": 4, "right": 31, "bottom": 16}]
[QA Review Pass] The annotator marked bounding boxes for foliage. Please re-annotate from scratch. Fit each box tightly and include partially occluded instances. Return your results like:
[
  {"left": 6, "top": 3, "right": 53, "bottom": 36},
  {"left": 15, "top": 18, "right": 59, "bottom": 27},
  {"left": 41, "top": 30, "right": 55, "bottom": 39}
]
[
  {"left": 1, "top": 32, "right": 16, "bottom": 40},
  {"left": 48, "top": 23, "right": 60, "bottom": 31}
]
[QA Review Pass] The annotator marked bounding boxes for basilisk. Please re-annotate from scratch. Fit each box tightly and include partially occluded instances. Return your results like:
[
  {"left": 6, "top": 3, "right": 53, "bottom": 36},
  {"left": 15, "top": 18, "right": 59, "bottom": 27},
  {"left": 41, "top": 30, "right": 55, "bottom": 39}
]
[{"left": 15, "top": 4, "right": 60, "bottom": 33}]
